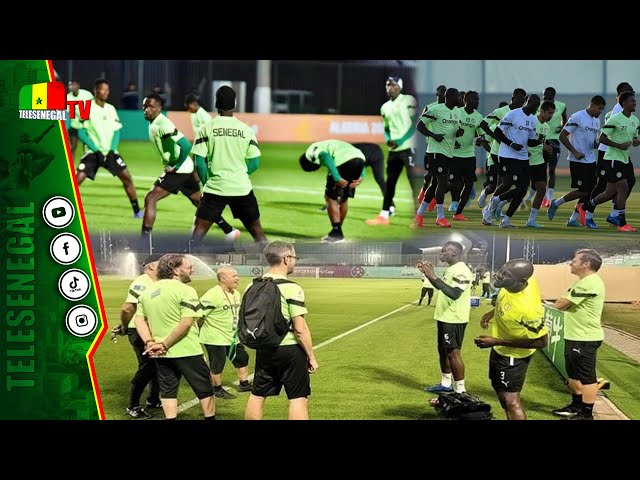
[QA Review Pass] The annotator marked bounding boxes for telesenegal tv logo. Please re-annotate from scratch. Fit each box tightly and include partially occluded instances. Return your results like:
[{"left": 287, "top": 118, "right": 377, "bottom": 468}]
[{"left": 18, "top": 81, "right": 91, "bottom": 121}]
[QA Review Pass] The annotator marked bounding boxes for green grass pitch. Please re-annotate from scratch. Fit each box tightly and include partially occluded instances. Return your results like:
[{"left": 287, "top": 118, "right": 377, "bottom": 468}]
[
  {"left": 75, "top": 141, "right": 640, "bottom": 242},
  {"left": 93, "top": 277, "right": 640, "bottom": 420}
]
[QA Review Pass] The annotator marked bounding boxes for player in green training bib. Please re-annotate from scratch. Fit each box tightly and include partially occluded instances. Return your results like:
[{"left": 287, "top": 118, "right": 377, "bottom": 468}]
[
  {"left": 524, "top": 100, "right": 555, "bottom": 227},
  {"left": 474, "top": 259, "right": 548, "bottom": 420},
  {"left": 584, "top": 91, "right": 639, "bottom": 232},
  {"left": 185, "top": 93, "right": 212, "bottom": 140},
  {"left": 299, "top": 139, "right": 366, "bottom": 243},
  {"left": 141, "top": 94, "right": 239, "bottom": 243},
  {"left": 75, "top": 78, "right": 143, "bottom": 218},
  {"left": 552, "top": 249, "right": 605, "bottom": 421},
  {"left": 190, "top": 85, "right": 267, "bottom": 244},
  {"left": 541, "top": 87, "right": 568, "bottom": 206},
  {"left": 365, "top": 76, "right": 419, "bottom": 225},
  {"left": 135, "top": 254, "right": 216, "bottom": 420}
]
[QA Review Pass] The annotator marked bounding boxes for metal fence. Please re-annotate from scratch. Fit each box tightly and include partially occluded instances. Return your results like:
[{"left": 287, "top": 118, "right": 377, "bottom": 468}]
[{"left": 53, "top": 60, "right": 416, "bottom": 115}]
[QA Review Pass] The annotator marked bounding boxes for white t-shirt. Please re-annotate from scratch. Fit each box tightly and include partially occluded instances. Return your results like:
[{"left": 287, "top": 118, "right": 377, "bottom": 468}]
[
  {"left": 497, "top": 108, "right": 538, "bottom": 161},
  {"left": 562, "top": 109, "right": 600, "bottom": 164}
]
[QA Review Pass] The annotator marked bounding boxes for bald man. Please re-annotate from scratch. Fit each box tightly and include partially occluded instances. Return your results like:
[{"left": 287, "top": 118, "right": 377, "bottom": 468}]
[{"left": 199, "top": 266, "right": 253, "bottom": 399}]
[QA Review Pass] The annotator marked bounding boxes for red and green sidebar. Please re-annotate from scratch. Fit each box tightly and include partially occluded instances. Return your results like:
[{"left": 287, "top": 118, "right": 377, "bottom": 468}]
[{"left": 0, "top": 60, "right": 107, "bottom": 419}]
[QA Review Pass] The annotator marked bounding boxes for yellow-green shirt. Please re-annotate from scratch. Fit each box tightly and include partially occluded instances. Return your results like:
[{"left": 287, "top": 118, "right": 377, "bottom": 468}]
[
  {"left": 563, "top": 273, "right": 605, "bottom": 341},
  {"left": 191, "top": 107, "right": 211, "bottom": 134},
  {"left": 602, "top": 112, "right": 640, "bottom": 164},
  {"left": 199, "top": 285, "right": 242, "bottom": 345},
  {"left": 243, "top": 273, "right": 308, "bottom": 347},
  {"left": 455, "top": 107, "right": 485, "bottom": 158},
  {"left": 137, "top": 279, "right": 202, "bottom": 358},
  {"left": 421, "top": 103, "right": 461, "bottom": 158},
  {"left": 124, "top": 273, "right": 155, "bottom": 329},
  {"left": 380, "top": 93, "right": 417, "bottom": 152},
  {"left": 545, "top": 100, "right": 566, "bottom": 140},
  {"left": 191, "top": 115, "right": 261, "bottom": 196},
  {"left": 529, "top": 120, "right": 551, "bottom": 166},
  {"left": 492, "top": 278, "right": 547, "bottom": 359},
  {"left": 82, "top": 101, "right": 122, "bottom": 155},
  {"left": 434, "top": 262, "right": 473, "bottom": 324},
  {"left": 485, "top": 105, "right": 511, "bottom": 156}
]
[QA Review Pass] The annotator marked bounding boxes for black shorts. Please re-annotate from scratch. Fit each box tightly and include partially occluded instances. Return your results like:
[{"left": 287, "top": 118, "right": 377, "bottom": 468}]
[
  {"left": 483, "top": 163, "right": 498, "bottom": 187},
  {"left": 253, "top": 344, "right": 311, "bottom": 400},
  {"left": 353, "top": 143, "right": 384, "bottom": 167},
  {"left": 450, "top": 156, "right": 477, "bottom": 182},
  {"left": 543, "top": 139, "right": 561, "bottom": 167},
  {"left": 569, "top": 161, "right": 597, "bottom": 192},
  {"left": 325, "top": 157, "right": 365, "bottom": 201},
  {"left": 428, "top": 153, "right": 451, "bottom": 178},
  {"left": 69, "top": 127, "right": 78, "bottom": 138},
  {"left": 596, "top": 150, "right": 607, "bottom": 180},
  {"left": 205, "top": 343, "right": 249, "bottom": 374},
  {"left": 154, "top": 170, "right": 200, "bottom": 197},
  {"left": 156, "top": 355, "right": 214, "bottom": 400},
  {"left": 564, "top": 339, "right": 602, "bottom": 384},
  {"left": 528, "top": 163, "right": 547, "bottom": 184},
  {"left": 436, "top": 321, "right": 467, "bottom": 354},
  {"left": 603, "top": 158, "right": 631, "bottom": 184},
  {"left": 489, "top": 349, "right": 532, "bottom": 393},
  {"left": 499, "top": 157, "right": 530, "bottom": 188},
  {"left": 388, "top": 148, "right": 415, "bottom": 168},
  {"left": 77, "top": 152, "right": 127, "bottom": 180},
  {"left": 196, "top": 190, "right": 260, "bottom": 225},
  {"left": 424, "top": 152, "right": 434, "bottom": 171}
]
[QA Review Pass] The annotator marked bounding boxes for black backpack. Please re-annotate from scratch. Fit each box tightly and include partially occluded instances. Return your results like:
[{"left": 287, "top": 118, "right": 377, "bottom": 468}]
[
  {"left": 238, "top": 277, "right": 295, "bottom": 349},
  {"left": 433, "top": 392, "right": 493, "bottom": 420}
]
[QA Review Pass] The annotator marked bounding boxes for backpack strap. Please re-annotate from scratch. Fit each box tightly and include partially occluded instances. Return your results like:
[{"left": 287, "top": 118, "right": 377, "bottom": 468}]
[
  {"left": 273, "top": 278, "right": 296, "bottom": 285},
  {"left": 265, "top": 277, "right": 301, "bottom": 332}
]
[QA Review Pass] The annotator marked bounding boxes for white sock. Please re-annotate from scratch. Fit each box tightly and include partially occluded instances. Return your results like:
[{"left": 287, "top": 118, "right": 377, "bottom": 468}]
[
  {"left": 441, "top": 373, "right": 453, "bottom": 388},
  {"left": 379, "top": 210, "right": 390, "bottom": 219},
  {"left": 478, "top": 190, "right": 487, "bottom": 203},
  {"left": 528, "top": 208, "right": 538, "bottom": 224},
  {"left": 454, "top": 380, "right": 466, "bottom": 394},
  {"left": 610, "top": 208, "right": 619, "bottom": 218},
  {"left": 554, "top": 197, "right": 566, "bottom": 207},
  {"left": 502, "top": 215, "right": 512, "bottom": 224},
  {"left": 569, "top": 211, "right": 580, "bottom": 222},
  {"left": 498, "top": 200, "right": 508, "bottom": 211},
  {"left": 546, "top": 188, "right": 554, "bottom": 200},
  {"left": 526, "top": 188, "right": 535, "bottom": 201}
]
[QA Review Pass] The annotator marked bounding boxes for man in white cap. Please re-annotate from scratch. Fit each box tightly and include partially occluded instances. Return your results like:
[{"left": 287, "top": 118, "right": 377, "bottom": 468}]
[{"left": 366, "top": 76, "right": 419, "bottom": 225}]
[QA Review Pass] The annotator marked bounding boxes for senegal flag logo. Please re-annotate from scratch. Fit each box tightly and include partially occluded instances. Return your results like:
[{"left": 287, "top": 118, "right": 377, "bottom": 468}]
[{"left": 19, "top": 81, "right": 68, "bottom": 120}]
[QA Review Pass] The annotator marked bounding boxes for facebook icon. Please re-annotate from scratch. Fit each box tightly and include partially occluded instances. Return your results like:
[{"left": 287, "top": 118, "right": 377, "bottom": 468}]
[{"left": 51, "top": 233, "right": 82, "bottom": 265}]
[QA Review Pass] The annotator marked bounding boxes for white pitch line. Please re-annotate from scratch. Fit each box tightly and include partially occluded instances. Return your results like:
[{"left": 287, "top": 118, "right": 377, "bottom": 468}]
[
  {"left": 95, "top": 172, "right": 415, "bottom": 203},
  {"left": 177, "top": 300, "right": 417, "bottom": 414},
  {"left": 313, "top": 302, "right": 417, "bottom": 350}
]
